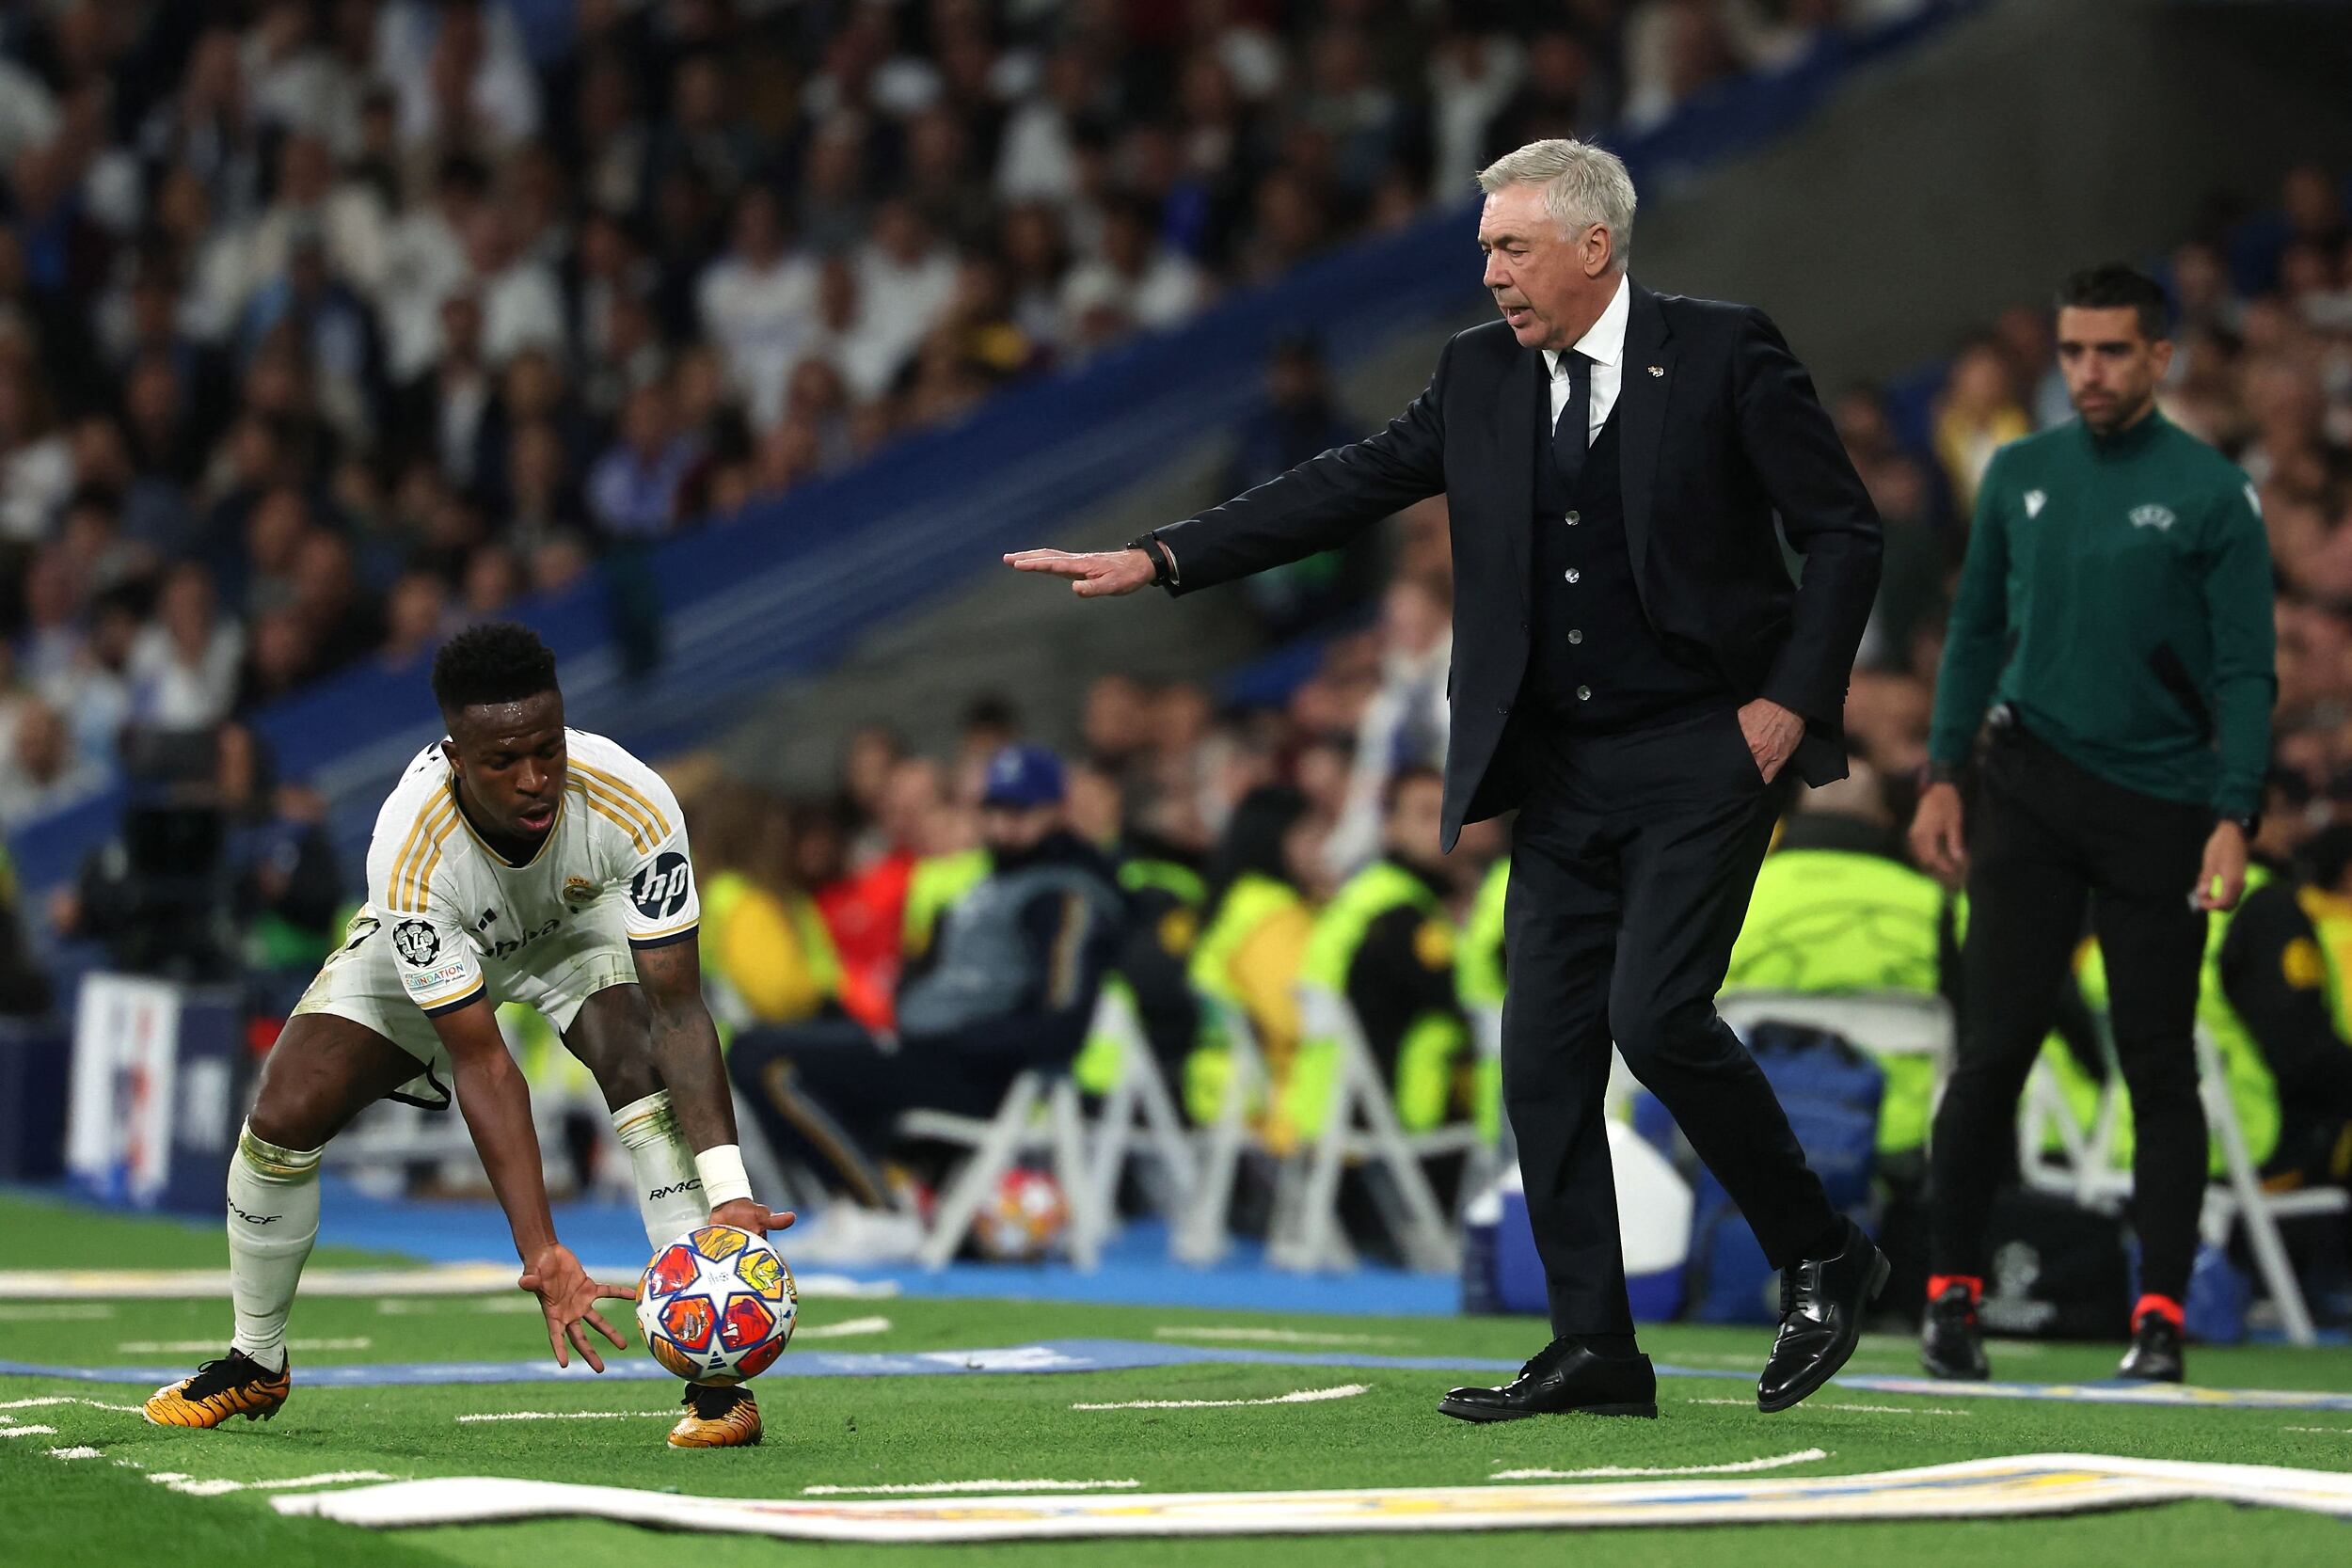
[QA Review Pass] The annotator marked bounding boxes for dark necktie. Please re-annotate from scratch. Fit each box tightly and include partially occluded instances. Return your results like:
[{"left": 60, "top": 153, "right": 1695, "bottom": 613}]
[{"left": 1550, "top": 349, "right": 1591, "bottom": 492}]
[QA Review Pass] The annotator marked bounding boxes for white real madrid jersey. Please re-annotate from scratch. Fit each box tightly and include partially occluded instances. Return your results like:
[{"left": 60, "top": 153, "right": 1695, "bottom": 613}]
[{"left": 361, "top": 728, "right": 700, "bottom": 1017}]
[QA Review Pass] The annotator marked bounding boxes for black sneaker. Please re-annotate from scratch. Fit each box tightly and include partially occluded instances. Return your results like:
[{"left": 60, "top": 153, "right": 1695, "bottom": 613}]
[
  {"left": 1920, "top": 1284, "right": 1991, "bottom": 1381},
  {"left": 2117, "top": 1310, "right": 2185, "bottom": 1383}
]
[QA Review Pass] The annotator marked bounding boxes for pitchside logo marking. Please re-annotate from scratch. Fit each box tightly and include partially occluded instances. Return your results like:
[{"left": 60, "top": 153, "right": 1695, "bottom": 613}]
[
  {"left": 631, "top": 853, "right": 692, "bottom": 923},
  {"left": 392, "top": 921, "right": 441, "bottom": 967}
]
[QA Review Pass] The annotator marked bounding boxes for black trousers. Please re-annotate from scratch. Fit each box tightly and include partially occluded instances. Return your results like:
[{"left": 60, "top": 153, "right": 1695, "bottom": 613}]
[
  {"left": 1501, "top": 705, "right": 1842, "bottom": 1338},
  {"left": 726, "top": 1020, "right": 1025, "bottom": 1209},
  {"left": 1929, "top": 722, "right": 2210, "bottom": 1301}
]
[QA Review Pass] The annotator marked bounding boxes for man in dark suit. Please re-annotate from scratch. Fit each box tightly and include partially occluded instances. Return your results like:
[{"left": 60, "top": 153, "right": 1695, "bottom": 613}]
[{"left": 1008, "top": 138, "right": 1887, "bottom": 1418}]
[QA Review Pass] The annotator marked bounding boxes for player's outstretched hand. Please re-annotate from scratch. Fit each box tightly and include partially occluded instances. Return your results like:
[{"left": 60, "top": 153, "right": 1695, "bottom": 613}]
[
  {"left": 709, "top": 1198, "right": 796, "bottom": 1236},
  {"left": 518, "top": 1243, "right": 633, "bottom": 1372},
  {"left": 1003, "top": 547, "right": 1156, "bottom": 597}
]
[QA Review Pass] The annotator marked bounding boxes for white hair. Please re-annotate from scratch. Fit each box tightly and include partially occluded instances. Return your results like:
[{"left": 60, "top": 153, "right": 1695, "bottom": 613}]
[{"left": 1477, "top": 139, "right": 1636, "bottom": 270}]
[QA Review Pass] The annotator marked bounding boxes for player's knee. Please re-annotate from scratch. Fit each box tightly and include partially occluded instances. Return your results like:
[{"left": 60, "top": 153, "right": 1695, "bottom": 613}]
[{"left": 244, "top": 1094, "right": 329, "bottom": 1157}]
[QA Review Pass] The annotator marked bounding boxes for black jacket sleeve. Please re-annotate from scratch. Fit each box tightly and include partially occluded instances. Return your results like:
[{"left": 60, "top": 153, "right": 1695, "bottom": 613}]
[
  {"left": 1151, "top": 337, "right": 1454, "bottom": 594},
  {"left": 2218, "top": 883, "right": 2352, "bottom": 1121},
  {"left": 1732, "top": 308, "right": 1883, "bottom": 726}
]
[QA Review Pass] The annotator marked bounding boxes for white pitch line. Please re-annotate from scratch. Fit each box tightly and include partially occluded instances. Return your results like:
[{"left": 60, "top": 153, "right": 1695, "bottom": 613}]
[
  {"left": 801, "top": 1480, "right": 1142, "bottom": 1497},
  {"left": 0, "top": 1397, "right": 141, "bottom": 1414},
  {"left": 0, "top": 1264, "right": 895, "bottom": 1302},
  {"left": 1680, "top": 1396, "right": 1965, "bottom": 1417},
  {"left": 0, "top": 1425, "right": 58, "bottom": 1437},
  {"left": 1493, "top": 1447, "right": 1830, "bottom": 1481},
  {"left": 456, "top": 1411, "right": 673, "bottom": 1423},
  {"left": 377, "top": 1297, "right": 540, "bottom": 1316},
  {"left": 0, "top": 1304, "right": 115, "bottom": 1321},
  {"left": 1073, "top": 1384, "right": 1371, "bottom": 1412},
  {"left": 159, "top": 1471, "right": 397, "bottom": 1497},
  {"left": 116, "top": 1338, "right": 372, "bottom": 1354},
  {"left": 47, "top": 1447, "right": 103, "bottom": 1460},
  {"left": 1152, "top": 1327, "right": 1406, "bottom": 1347},
  {"left": 2286, "top": 1427, "right": 2352, "bottom": 1434},
  {"left": 794, "top": 1316, "right": 893, "bottom": 1340}
]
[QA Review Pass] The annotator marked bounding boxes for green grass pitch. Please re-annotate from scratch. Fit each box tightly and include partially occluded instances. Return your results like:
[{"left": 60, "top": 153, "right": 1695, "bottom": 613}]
[{"left": 3, "top": 1192, "right": 2349, "bottom": 1566}]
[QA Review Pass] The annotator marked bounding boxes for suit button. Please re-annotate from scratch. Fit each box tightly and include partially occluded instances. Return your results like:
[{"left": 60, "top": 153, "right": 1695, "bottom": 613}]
[
  {"left": 1576, "top": 686, "right": 1592, "bottom": 701},
  {"left": 1564, "top": 568, "right": 1581, "bottom": 584},
  {"left": 1567, "top": 629, "right": 1582, "bottom": 644},
  {"left": 1519, "top": 619, "right": 1529, "bottom": 633},
  {"left": 1565, "top": 511, "right": 1581, "bottom": 525},
  {"left": 1498, "top": 703, "right": 1511, "bottom": 716}
]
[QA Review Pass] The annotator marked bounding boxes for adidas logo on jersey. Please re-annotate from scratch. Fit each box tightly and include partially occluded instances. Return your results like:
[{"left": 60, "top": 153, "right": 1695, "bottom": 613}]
[{"left": 2129, "top": 503, "right": 2176, "bottom": 532}]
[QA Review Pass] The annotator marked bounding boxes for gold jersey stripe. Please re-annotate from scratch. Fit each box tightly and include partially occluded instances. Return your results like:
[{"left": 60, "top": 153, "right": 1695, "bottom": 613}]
[
  {"left": 572, "top": 761, "right": 671, "bottom": 840},
  {"left": 628, "top": 915, "right": 699, "bottom": 944},
  {"left": 385, "top": 792, "right": 456, "bottom": 912},
  {"left": 577, "top": 776, "right": 658, "bottom": 853},
  {"left": 402, "top": 810, "right": 465, "bottom": 911},
  {"left": 390, "top": 796, "right": 459, "bottom": 912},
  {"left": 418, "top": 974, "right": 485, "bottom": 1016}
]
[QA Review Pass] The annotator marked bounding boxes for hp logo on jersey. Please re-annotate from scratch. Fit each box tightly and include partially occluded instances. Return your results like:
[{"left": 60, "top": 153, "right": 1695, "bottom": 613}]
[{"left": 631, "top": 852, "right": 693, "bottom": 923}]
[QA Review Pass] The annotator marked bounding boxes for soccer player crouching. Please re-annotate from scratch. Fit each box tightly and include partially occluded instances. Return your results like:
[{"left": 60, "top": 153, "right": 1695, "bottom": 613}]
[{"left": 143, "top": 623, "right": 788, "bottom": 1449}]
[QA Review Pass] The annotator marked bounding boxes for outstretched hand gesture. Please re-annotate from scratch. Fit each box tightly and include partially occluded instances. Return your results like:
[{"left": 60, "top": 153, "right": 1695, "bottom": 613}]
[
  {"left": 1003, "top": 547, "right": 1158, "bottom": 598},
  {"left": 518, "top": 1243, "right": 634, "bottom": 1372}
]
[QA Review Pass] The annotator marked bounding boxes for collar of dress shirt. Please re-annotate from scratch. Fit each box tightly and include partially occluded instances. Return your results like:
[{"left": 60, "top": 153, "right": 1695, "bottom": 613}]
[{"left": 1543, "top": 273, "right": 1631, "bottom": 378}]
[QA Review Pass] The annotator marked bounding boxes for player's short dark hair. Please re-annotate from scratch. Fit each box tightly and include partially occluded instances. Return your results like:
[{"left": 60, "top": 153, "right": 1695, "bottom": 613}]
[
  {"left": 430, "top": 622, "right": 559, "bottom": 717},
  {"left": 2055, "top": 264, "right": 2169, "bottom": 342}
]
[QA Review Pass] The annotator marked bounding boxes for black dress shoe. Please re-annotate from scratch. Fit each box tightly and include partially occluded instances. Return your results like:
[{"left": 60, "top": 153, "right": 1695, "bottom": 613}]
[
  {"left": 1757, "top": 1219, "right": 1889, "bottom": 1414},
  {"left": 2116, "top": 1310, "right": 2185, "bottom": 1383},
  {"left": 1920, "top": 1283, "right": 1991, "bottom": 1381},
  {"left": 1438, "top": 1338, "right": 1658, "bottom": 1422}
]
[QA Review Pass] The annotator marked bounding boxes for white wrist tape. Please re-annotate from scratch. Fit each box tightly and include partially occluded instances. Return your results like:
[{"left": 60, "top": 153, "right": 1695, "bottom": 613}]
[{"left": 695, "top": 1144, "right": 754, "bottom": 1208}]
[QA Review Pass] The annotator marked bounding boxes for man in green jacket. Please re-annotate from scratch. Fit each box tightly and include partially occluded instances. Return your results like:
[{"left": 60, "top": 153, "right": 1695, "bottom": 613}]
[{"left": 1909, "top": 265, "right": 2275, "bottom": 1386}]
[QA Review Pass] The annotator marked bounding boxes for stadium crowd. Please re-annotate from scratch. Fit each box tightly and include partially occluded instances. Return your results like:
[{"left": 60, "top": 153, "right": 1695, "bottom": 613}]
[
  {"left": 0, "top": 0, "right": 1938, "bottom": 832},
  {"left": 1, "top": 3, "right": 2342, "bottom": 1290}
]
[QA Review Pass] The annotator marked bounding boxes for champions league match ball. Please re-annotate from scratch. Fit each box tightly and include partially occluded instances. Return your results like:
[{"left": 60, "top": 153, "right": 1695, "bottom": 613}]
[
  {"left": 970, "top": 1167, "right": 1070, "bottom": 1262},
  {"left": 637, "top": 1225, "right": 798, "bottom": 1384}
]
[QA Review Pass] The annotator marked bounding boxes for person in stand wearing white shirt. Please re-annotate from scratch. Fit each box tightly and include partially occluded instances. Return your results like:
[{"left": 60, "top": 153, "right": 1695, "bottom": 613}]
[
  {"left": 142, "top": 624, "right": 787, "bottom": 1450},
  {"left": 127, "top": 562, "right": 244, "bottom": 730},
  {"left": 850, "top": 200, "right": 961, "bottom": 390},
  {"left": 697, "top": 187, "right": 818, "bottom": 431},
  {"left": 1057, "top": 195, "right": 1208, "bottom": 351}
]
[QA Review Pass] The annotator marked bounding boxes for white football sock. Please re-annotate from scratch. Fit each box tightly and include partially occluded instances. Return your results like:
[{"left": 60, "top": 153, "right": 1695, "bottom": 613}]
[
  {"left": 226, "top": 1122, "right": 322, "bottom": 1374},
  {"left": 612, "top": 1091, "right": 706, "bottom": 1249}
]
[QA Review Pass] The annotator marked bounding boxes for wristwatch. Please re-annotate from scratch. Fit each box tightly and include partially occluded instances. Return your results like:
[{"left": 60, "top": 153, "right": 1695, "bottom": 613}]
[
  {"left": 1124, "top": 533, "right": 1174, "bottom": 587},
  {"left": 2221, "top": 810, "right": 2261, "bottom": 839},
  {"left": 1916, "top": 759, "right": 1963, "bottom": 790}
]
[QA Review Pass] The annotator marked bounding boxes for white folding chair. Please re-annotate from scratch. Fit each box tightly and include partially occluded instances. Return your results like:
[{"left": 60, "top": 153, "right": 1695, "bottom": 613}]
[
  {"left": 1075, "top": 983, "right": 1199, "bottom": 1236},
  {"left": 900, "top": 1069, "right": 1097, "bottom": 1270},
  {"left": 1716, "top": 989, "right": 1955, "bottom": 1074},
  {"left": 1265, "top": 987, "right": 1480, "bottom": 1275},
  {"left": 2019, "top": 1026, "right": 2347, "bottom": 1346},
  {"left": 1173, "top": 996, "right": 1273, "bottom": 1265}
]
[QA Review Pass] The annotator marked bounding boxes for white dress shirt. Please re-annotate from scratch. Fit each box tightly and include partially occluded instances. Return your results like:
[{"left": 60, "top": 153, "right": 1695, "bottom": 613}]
[{"left": 1542, "top": 273, "right": 1631, "bottom": 447}]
